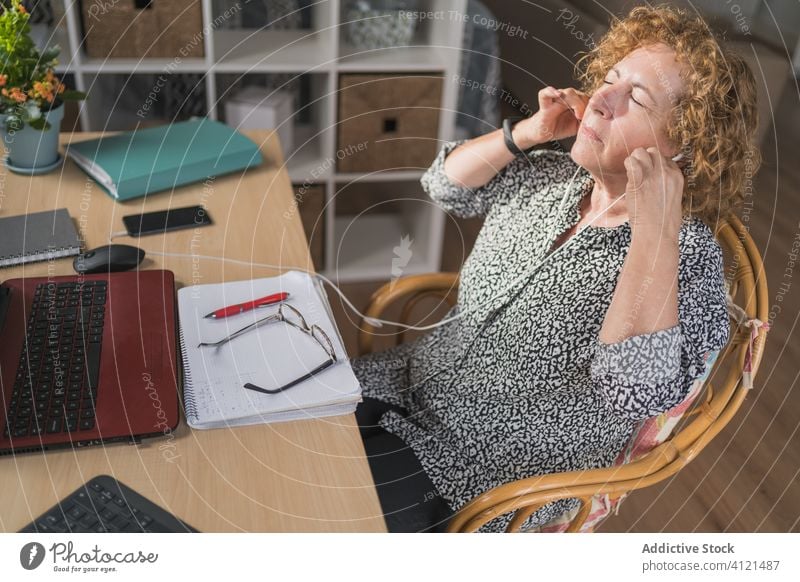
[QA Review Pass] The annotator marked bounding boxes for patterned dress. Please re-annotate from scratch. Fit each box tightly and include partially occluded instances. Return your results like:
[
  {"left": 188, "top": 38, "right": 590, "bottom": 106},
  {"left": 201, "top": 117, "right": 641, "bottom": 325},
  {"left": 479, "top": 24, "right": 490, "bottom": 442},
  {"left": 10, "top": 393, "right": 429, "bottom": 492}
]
[{"left": 350, "top": 142, "right": 730, "bottom": 531}]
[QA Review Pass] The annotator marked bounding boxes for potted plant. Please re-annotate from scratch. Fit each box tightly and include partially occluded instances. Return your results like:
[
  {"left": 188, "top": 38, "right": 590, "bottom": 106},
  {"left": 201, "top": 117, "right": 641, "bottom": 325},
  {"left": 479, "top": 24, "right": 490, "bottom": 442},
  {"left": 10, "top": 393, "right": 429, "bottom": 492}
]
[{"left": 0, "top": 0, "right": 86, "bottom": 174}]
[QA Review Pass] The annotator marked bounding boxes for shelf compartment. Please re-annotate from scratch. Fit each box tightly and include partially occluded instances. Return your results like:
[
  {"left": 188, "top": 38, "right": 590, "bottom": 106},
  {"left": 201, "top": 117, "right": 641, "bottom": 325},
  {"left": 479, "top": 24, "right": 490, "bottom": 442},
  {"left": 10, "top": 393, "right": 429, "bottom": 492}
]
[
  {"left": 213, "top": 29, "right": 334, "bottom": 72},
  {"left": 79, "top": 58, "right": 209, "bottom": 74},
  {"left": 337, "top": 0, "right": 461, "bottom": 72},
  {"left": 78, "top": 0, "right": 205, "bottom": 60},
  {"left": 216, "top": 73, "right": 333, "bottom": 183},
  {"left": 80, "top": 72, "right": 208, "bottom": 131},
  {"left": 331, "top": 181, "right": 441, "bottom": 282},
  {"left": 336, "top": 73, "right": 443, "bottom": 173},
  {"left": 337, "top": 43, "right": 448, "bottom": 72},
  {"left": 332, "top": 215, "right": 435, "bottom": 282}
]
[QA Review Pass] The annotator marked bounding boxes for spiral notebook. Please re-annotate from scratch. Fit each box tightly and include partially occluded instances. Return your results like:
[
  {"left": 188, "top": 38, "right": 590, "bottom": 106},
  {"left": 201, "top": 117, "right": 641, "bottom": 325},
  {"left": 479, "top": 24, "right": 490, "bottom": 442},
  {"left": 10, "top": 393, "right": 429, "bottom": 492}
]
[
  {"left": 177, "top": 271, "right": 362, "bottom": 429},
  {"left": 0, "top": 208, "right": 82, "bottom": 268}
]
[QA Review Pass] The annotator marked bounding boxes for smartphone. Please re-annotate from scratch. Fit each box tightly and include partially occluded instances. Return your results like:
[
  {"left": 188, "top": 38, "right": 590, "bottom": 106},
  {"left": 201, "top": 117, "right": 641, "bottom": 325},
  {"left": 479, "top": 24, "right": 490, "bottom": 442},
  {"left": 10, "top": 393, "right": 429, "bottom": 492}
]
[{"left": 122, "top": 205, "right": 212, "bottom": 237}]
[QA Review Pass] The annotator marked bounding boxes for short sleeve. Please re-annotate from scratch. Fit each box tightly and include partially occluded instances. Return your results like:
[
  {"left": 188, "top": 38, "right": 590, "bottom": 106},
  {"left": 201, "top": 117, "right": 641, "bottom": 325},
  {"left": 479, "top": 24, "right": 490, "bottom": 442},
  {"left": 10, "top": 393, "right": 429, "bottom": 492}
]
[
  {"left": 420, "top": 140, "right": 571, "bottom": 219},
  {"left": 590, "top": 224, "right": 730, "bottom": 422}
]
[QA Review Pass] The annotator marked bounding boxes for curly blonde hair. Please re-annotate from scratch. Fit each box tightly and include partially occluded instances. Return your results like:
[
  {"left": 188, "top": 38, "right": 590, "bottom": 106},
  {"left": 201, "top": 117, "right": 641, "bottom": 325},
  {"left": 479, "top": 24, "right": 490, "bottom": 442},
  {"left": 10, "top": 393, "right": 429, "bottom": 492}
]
[{"left": 576, "top": 4, "right": 760, "bottom": 227}]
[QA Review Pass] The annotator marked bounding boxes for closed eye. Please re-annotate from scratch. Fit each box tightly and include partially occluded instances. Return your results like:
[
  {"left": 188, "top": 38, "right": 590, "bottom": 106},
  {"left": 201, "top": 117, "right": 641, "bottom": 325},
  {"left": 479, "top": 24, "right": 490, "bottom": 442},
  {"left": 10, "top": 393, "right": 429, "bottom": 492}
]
[{"left": 603, "top": 80, "right": 646, "bottom": 108}]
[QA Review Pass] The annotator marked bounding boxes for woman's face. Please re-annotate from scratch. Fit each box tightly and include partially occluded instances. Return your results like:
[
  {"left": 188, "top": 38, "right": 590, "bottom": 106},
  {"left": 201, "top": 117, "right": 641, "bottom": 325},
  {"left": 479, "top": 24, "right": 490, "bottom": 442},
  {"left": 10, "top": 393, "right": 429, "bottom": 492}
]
[{"left": 571, "top": 44, "right": 685, "bottom": 179}]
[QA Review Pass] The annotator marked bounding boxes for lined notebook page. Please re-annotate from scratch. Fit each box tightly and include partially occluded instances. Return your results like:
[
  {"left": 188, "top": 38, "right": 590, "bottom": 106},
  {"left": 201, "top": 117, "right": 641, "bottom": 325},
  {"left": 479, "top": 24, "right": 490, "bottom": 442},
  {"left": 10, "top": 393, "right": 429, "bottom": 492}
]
[{"left": 177, "top": 271, "right": 361, "bottom": 428}]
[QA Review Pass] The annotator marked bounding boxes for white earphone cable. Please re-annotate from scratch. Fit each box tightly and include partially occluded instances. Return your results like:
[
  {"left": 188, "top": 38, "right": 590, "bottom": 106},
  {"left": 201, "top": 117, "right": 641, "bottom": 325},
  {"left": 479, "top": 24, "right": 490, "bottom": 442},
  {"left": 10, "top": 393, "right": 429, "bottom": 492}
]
[{"left": 109, "top": 165, "right": 628, "bottom": 333}]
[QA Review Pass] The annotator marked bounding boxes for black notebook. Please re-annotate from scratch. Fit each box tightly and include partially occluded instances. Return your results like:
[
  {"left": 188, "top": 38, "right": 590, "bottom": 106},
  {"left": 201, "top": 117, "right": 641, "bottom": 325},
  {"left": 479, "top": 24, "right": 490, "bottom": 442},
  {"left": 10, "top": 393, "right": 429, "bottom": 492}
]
[{"left": 0, "top": 208, "right": 81, "bottom": 268}]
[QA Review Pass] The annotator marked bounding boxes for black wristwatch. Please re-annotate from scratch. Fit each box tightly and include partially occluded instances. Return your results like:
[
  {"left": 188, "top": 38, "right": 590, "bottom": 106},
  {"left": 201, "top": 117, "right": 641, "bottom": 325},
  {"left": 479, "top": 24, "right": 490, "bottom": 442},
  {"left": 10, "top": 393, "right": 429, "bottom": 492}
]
[{"left": 502, "top": 117, "right": 529, "bottom": 156}]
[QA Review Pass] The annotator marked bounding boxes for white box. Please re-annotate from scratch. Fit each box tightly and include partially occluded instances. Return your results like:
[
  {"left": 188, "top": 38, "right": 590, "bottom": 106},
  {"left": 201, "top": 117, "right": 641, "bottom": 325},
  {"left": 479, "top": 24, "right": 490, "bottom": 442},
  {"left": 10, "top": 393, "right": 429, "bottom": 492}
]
[{"left": 224, "top": 87, "right": 294, "bottom": 157}]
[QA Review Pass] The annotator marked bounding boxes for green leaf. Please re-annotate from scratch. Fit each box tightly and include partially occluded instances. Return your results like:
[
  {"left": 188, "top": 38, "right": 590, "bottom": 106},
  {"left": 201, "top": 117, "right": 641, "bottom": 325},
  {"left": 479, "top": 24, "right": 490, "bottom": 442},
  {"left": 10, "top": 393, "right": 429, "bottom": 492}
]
[
  {"left": 27, "top": 116, "right": 51, "bottom": 131},
  {"left": 59, "top": 90, "right": 87, "bottom": 101},
  {"left": 40, "top": 46, "right": 60, "bottom": 62}
]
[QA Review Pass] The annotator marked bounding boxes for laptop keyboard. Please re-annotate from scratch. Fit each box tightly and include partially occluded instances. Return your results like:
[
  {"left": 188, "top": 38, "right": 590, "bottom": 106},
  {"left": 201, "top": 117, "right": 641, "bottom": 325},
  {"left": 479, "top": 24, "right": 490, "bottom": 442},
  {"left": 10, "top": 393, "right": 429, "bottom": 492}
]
[
  {"left": 19, "top": 475, "right": 198, "bottom": 533},
  {"left": 3, "top": 281, "right": 105, "bottom": 439}
]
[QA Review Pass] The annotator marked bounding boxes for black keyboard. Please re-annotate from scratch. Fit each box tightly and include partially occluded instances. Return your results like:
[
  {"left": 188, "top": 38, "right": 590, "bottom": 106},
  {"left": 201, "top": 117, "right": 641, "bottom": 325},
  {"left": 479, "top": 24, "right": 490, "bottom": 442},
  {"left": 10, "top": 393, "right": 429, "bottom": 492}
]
[
  {"left": 19, "top": 475, "right": 198, "bottom": 533},
  {"left": 3, "top": 281, "right": 106, "bottom": 439}
]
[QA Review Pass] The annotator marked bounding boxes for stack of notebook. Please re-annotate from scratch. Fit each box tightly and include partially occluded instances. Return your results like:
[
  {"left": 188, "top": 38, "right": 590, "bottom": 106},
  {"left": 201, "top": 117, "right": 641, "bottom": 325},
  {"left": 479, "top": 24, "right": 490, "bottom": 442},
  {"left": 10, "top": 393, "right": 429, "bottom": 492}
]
[{"left": 177, "top": 271, "right": 362, "bottom": 429}]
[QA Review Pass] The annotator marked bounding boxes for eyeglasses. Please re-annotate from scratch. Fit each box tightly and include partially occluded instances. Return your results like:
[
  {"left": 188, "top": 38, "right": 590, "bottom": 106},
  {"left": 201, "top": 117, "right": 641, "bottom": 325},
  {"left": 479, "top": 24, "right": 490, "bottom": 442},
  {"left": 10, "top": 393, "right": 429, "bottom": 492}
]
[{"left": 198, "top": 303, "right": 338, "bottom": 395}]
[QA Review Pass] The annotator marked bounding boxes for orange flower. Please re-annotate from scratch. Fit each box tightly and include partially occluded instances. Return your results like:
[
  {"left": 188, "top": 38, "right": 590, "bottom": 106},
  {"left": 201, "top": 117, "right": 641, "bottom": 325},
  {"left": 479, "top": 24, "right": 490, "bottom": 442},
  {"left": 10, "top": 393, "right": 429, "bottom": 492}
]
[
  {"left": 30, "top": 80, "right": 55, "bottom": 102},
  {"left": 17, "top": 4, "right": 27, "bottom": 15},
  {"left": 9, "top": 87, "right": 27, "bottom": 102},
  {"left": 0, "top": 74, "right": 7, "bottom": 87}
]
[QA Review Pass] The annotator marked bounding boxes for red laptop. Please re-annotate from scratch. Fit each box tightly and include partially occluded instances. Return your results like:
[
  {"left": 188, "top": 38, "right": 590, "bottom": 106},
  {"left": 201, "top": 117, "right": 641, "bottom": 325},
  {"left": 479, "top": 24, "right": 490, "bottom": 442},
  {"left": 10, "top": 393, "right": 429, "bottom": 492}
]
[{"left": 0, "top": 270, "right": 179, "bottom": 455}]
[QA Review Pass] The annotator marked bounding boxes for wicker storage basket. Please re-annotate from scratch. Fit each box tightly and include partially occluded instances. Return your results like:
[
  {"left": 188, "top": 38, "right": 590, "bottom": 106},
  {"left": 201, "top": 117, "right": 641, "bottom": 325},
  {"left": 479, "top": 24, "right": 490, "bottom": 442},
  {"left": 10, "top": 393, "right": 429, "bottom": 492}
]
[
  {"left": 81, "top": 0, "right": 204, "bottom": 59},
  {"left": 337, "top": 73, "right": 442, "bottom": 173}
]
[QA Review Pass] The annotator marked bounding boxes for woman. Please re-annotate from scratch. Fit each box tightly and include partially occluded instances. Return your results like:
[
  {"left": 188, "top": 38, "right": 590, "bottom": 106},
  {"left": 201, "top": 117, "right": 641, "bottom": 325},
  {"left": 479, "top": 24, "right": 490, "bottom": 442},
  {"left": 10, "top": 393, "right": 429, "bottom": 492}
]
[{"left": 351, "top": 5, "right": 760, "bottom": 532}]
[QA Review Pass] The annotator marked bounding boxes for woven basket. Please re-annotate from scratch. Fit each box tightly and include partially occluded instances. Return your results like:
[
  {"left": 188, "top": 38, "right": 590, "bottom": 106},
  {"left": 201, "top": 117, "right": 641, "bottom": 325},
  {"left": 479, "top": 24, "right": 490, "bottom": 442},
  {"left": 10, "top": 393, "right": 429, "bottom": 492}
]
[
  {"left": 337, "top": 73, "right": 442, "bottom": 173},
  {"left": 344, "top": 3, "right": 418, "bottom": 50},
  {"left": 81, "top": 0, "right": 204, "bottom": 59}
]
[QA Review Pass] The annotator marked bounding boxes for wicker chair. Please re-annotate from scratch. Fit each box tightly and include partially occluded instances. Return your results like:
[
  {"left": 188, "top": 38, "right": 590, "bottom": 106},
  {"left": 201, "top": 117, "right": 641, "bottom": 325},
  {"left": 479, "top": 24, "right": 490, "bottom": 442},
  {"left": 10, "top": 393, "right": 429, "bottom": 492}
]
[{"left": 356, "top": 215, "right": 769, "bottom": 533}]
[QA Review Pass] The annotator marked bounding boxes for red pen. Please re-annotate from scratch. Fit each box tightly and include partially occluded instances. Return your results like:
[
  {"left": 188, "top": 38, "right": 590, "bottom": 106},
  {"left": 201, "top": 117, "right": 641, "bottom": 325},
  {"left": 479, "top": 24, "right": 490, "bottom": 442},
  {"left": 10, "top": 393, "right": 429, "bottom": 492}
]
[{"left": 203, "top": 292, "right": 290, "bottom": 319}]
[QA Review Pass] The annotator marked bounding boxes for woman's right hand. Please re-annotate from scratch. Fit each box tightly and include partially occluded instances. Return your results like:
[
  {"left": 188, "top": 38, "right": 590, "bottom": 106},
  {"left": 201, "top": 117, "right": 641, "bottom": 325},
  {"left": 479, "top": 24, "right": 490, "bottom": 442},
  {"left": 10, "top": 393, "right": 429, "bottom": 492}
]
[
  {"left": 441, "top": 87, "right": 588, "bottom": 190},
  {"left": 514, "top": 87, "right": 590, "bottom": 148}
]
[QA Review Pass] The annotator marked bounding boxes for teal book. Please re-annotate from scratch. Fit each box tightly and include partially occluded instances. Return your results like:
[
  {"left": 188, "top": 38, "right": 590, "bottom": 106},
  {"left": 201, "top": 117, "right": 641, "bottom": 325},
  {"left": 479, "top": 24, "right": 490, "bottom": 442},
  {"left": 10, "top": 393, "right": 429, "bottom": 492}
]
[{"left": 65, "top": 118, "right": 263, "bottom": 201}]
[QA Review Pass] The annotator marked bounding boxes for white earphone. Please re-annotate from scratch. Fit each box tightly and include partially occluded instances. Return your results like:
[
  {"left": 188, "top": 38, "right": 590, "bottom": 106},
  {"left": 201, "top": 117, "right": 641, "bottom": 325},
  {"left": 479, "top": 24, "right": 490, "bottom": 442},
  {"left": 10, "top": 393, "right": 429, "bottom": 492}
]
[
  {"left": 111, "top": 164, "right": 615, "bottom": 333},
  {"left": 111, "top": 150, "right": 678, "bottom": 335}
]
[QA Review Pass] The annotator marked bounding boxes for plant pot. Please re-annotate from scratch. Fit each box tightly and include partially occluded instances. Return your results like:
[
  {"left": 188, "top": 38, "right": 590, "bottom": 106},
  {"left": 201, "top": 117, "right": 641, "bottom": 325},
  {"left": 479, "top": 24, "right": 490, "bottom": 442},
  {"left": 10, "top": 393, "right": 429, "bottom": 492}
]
[{"left": 0, "top": 102, "right": 64, "bottom": 171}]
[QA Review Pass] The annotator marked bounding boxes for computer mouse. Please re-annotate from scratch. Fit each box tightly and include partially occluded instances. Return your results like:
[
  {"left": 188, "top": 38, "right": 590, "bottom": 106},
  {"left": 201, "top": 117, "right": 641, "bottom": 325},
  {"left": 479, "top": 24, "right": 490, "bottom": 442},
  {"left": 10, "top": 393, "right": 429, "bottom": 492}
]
[{"left": 73, "top": 244, "right": 145, "bottom": 274}]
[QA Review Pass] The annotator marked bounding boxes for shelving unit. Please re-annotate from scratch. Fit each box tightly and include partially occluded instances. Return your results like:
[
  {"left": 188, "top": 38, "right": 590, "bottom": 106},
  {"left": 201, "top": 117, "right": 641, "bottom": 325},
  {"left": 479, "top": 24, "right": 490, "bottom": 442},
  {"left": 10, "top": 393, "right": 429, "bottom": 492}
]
[{"left": 45, "top": 0, "right": 466, "bottom": 281}]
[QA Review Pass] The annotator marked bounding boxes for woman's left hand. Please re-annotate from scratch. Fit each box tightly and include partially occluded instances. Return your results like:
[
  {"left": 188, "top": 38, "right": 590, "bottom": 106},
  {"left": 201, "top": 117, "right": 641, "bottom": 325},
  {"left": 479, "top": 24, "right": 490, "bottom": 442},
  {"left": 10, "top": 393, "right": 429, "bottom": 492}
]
[{"left": 624, "top": 147, "right": 684, "bottom": 239}]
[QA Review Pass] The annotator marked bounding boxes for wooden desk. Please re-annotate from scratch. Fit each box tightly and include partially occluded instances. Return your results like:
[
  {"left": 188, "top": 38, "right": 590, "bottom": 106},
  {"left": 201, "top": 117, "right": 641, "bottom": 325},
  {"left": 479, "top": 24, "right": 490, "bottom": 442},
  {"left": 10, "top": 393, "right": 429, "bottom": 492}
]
[{"left": 0, "top": 131, "right": 386, "bottom": 532}]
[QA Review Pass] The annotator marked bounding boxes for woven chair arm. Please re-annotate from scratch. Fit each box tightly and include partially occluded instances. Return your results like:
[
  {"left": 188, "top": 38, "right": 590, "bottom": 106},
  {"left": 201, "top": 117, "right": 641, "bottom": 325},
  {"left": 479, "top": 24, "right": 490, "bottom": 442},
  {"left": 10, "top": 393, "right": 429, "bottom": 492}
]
[
  {"left": 448, "top": 438, "right": 693, "bottom": 533},
  {"left": 358, "top": 272, "right": 460, "bottom": 355}
]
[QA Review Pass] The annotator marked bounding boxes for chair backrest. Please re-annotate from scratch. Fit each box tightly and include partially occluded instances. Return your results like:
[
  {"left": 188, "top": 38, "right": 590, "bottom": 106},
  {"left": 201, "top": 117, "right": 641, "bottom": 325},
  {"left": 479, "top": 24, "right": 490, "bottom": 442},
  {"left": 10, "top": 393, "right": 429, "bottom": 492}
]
[
  {"left": 530, "top": 349, "right": 720, "bottom": 532},
  {"left": 446, "top": 215, "right": 769, "bottom": 532}
]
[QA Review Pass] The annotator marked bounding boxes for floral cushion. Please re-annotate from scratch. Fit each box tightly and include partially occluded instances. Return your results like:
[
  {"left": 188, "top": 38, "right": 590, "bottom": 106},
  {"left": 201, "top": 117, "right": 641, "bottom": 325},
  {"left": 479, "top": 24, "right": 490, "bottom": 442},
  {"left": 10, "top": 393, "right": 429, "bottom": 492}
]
[{"left": 528, "top": 348, "right": 720, "bottom": 533}]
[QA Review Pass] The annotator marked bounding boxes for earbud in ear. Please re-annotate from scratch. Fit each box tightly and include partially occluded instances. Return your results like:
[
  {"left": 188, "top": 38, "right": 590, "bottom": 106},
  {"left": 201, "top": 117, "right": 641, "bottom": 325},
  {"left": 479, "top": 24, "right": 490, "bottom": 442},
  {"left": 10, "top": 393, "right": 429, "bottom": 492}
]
[{"left": 671, "top": 153, "right": 685, "bottom": 163}]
